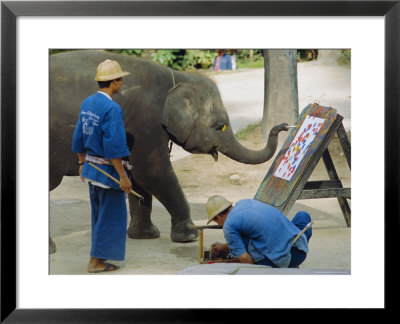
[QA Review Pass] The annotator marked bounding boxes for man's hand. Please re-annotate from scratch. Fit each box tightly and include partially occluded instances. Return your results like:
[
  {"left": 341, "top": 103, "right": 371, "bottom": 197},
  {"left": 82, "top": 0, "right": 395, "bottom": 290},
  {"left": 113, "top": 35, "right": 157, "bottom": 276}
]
[
  {"left": 77, "top": 153, "right": 86, "bottom": 182},
  {"left": 211, "top": 242, "right": 229, "bottom": 255},
  {"left": 79, "top": 165, "right": 85, "bottom": 182},
  {"left": 119, "top": 174, "right": 132, "bottom": 194},
  {"left": 111, "top": 158, "right": 132, "bottom": 194},
  {"left": 238, "top": 252, "right": 254, "bottom": 264}
]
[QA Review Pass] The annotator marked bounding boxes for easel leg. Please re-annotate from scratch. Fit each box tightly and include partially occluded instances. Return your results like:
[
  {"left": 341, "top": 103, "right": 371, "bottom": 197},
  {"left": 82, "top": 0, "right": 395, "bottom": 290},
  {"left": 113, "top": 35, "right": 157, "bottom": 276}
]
[
  {"left": 322, "top": 149, "right": 351, "bottom": 227},
  {"left": 336, "top": 122, "right": 351, "bottom": 169},
  {"left": 199, "top": 229, "right": 203, "bottom": 263}
]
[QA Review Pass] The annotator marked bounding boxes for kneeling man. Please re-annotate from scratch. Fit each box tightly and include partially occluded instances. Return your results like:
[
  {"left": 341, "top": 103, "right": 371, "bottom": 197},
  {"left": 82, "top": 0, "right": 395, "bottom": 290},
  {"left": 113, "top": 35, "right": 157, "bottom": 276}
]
[{"left": 206, "top": 195, "right": 312, "bottom": 268}]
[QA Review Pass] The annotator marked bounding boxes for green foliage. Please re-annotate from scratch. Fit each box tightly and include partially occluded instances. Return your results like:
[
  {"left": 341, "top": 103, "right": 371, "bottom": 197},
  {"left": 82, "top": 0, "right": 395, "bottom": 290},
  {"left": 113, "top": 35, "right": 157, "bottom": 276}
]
[
  {"left": 297, "top": 49, "right": 319, "bottom": 62},
  {"left": 49, "top": 49, "right": 267, "bottom": 71},
  {"left": 49, "top": 49, "right": 77, "bottom": 55},
  {"left": 107, "top": 49, "right": 143, "bottom": 57},
  {"left": 148, "top": 49, "right": 215, "bottom": 71},
  {"left": 236, "top": 57, "right": 264, "bottom": 69},
  {"left": 339, "top": 49, "right": 351, "bottom": 65},
  {"left": 49, "top": 49, "right": 63, "bottom": 55},
  {"left": 236, "top": 49, "right": 263, "bottom": 60},
  {"left": 236, "top": 50, "right": 264, "bottom": 69},
  {"left": 150, "top": 50, "right": 179, "bottom": 68},
  {"left": 183, "top": 50, "right": 215, "bottom": 70}
]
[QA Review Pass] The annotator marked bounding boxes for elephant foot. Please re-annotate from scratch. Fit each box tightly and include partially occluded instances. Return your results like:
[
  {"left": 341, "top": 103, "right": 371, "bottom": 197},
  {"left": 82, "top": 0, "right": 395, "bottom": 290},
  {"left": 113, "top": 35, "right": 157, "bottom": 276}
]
[
  {"left": 171, "top": 223, "right": 199, "bottom": 242},
  {"left": 127, "top": 223, "right": 160, "bottom": 239}
]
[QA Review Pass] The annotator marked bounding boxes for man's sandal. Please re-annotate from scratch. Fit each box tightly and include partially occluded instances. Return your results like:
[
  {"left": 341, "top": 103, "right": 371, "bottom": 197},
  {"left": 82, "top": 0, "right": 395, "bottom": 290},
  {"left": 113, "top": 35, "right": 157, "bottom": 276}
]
[{"left": 88, "top": 263, "right": 120, "bottom": 273}]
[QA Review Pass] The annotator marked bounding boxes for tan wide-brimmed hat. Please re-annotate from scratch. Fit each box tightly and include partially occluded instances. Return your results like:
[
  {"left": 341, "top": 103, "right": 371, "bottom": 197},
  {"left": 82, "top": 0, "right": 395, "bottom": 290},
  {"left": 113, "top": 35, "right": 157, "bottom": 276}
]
[
  {"left": 95, "top": 59, "right": 131, "bottom": 81},
  {"left": 206, "top": 195, "right": 233, "bottom": 224}
]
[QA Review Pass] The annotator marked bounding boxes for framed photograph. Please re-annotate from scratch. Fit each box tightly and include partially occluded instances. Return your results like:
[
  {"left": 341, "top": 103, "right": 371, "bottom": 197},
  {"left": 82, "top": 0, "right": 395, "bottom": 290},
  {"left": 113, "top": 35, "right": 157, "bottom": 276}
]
[{"left": 2, "top": 0, "right": 398, "bottom": 321}]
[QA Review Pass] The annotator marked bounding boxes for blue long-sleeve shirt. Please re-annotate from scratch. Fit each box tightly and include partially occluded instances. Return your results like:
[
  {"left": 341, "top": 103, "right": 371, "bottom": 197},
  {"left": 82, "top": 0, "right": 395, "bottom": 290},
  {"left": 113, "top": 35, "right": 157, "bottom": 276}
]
[
  {"left": 213, "top": 53, "right": 232, "bottom": 71},
  {"left": 72, "top": 92, "right": 130, "bottom": 189},
  {"left": 223, "top": 199, "right": 309, "bottom": 268}
]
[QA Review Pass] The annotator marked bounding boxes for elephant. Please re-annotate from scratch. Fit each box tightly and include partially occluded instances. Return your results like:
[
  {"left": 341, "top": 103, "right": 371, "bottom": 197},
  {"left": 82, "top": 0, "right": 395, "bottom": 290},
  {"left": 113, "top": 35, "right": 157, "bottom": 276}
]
[{"left": 49, "top": 50, "right": 289, "bottom": 247}]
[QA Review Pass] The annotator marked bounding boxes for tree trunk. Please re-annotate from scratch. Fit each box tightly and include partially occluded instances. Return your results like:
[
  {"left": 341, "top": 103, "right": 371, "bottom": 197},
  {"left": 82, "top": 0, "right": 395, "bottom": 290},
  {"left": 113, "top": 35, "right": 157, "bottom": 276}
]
[{"left": 261, "top": 49, "right": 299, "bottom": 143}]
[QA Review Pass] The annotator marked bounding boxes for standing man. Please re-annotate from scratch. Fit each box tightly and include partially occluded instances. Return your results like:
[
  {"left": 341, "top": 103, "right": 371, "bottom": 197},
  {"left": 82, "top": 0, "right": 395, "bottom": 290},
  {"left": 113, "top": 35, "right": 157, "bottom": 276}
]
[
  {"left": 212, "top": 50, "right": 232, "bottom": 71},
  {"left": 72, "top": 59, "right": 132, "bottom": 273},
  {"left": 206, "top": 195, "right": 312, "bottom": 268}
]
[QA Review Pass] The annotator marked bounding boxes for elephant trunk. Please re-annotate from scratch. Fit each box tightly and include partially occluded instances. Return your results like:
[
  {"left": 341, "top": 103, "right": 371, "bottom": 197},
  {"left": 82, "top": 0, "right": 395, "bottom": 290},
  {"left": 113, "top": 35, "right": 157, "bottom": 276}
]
[{"left": 218, "top": 123, "right": 288, "bottom": 164}]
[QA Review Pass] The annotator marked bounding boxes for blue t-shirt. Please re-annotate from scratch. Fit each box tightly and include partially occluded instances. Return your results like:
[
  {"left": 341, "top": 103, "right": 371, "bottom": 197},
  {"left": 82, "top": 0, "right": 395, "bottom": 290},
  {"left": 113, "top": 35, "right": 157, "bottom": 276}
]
[
  {"left": 72, "top": 92, "right": 130, "bottom": 189},
  {"left": 223, "top": 199, "right": 309, "bottom": 268}
]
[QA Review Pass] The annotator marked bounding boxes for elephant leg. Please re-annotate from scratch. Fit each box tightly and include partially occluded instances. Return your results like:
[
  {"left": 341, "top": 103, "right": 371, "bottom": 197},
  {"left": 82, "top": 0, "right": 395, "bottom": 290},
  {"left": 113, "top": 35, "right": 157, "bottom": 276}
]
[
  {"left": 127, "top": 176, "right": 160, "bottom": 239},
  {"left": 127, "top": 147, "right": 198, "bottom": 242},
  {"left": 163, "top": 188, "right": 199, "bottom": 242},
  {"left": 49, "top": 172, "right": 63, "bottom": 254},
  {"left": 145, "top": 159, "right": 198, "bottom": 242}
]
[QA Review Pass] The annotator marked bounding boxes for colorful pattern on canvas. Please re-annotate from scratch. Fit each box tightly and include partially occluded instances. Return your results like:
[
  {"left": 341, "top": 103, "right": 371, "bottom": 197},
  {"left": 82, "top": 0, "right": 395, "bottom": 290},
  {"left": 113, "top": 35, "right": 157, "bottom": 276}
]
[
  {"left": 254, "top": 104, "right": 338, "bottom": 208},
  {"left": 273, "top": 115, "right": 325, "bottom": 181}
]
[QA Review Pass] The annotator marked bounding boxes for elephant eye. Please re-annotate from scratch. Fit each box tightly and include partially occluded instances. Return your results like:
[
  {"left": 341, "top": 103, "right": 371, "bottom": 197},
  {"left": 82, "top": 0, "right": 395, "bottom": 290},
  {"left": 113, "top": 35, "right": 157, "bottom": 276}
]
[{"left": 215, "top": 122, "right": 227, "bottom": 132}]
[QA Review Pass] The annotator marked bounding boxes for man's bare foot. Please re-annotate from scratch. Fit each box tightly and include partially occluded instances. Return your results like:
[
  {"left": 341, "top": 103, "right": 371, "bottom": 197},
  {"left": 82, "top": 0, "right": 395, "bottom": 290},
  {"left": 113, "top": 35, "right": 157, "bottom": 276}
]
[{"left": 87, "top": 257, "right": 119, "bottom": 273}]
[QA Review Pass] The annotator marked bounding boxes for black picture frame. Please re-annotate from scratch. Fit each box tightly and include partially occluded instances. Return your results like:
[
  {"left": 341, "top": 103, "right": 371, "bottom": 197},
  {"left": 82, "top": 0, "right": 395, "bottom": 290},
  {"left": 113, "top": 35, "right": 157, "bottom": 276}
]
[{"left": 1, "top": 0, "right": 398, "bottom": 321}]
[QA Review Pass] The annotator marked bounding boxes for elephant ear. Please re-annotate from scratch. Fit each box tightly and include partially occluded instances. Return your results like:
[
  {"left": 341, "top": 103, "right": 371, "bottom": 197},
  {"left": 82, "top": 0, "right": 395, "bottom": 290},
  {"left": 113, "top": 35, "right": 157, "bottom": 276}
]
[{"left": 162, "top": 83, "right": 198, "bottom": 144}]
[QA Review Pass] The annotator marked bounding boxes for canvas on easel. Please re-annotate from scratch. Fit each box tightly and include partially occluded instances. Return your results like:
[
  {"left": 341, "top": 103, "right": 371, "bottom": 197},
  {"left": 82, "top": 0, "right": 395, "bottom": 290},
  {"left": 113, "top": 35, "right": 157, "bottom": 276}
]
[{"left": 254, "top": 103, "right": 351, "bottom": 226}]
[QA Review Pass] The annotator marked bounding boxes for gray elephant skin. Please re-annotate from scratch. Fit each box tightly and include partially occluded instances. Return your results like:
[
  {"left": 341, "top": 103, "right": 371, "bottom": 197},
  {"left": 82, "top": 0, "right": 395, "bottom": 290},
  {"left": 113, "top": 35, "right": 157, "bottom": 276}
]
[{"left": 49, "top": 50, "right": 288, "bottom": 248}]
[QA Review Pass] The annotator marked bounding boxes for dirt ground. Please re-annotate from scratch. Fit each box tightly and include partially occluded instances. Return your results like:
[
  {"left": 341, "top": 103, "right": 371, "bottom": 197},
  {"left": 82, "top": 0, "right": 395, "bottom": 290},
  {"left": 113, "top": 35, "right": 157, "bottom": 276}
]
[{"left": 49, "top": 55, "right": 351, "bottom": 275}]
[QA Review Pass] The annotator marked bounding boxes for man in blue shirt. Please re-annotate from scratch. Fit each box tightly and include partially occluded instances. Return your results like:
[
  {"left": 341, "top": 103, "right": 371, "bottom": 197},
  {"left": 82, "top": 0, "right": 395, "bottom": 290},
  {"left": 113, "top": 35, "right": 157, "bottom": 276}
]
[
  {"left": 213, "top": 50, "right": 232, "bottom": 71},
  {"left": 72, "top": 59, "right": 132, "bottom": 273},
  {"left": 206, "top": 195, "right": 312, "bottom": 268}
]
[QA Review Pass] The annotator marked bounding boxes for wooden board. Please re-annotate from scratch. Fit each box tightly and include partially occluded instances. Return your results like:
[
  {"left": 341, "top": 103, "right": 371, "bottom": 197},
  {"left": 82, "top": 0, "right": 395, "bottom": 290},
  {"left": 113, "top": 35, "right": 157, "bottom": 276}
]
[{"left": 254, "top": 104, "right": 338, "bottom": 208}]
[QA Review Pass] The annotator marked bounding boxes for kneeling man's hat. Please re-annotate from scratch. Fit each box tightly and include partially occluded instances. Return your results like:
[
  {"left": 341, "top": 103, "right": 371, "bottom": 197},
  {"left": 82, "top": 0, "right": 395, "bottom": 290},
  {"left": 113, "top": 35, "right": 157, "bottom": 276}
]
[{"left": 206, "top": 195, "right": 232, "bottom": 224}]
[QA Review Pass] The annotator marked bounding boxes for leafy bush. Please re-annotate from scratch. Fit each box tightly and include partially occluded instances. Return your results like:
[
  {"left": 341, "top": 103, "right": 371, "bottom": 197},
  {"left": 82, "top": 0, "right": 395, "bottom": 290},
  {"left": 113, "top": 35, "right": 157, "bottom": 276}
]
[
  {"left": 236, "top": 50, "right": 264, "bottom": 68},
  {"left": 150, "top": 50, "right": 179, "bottom": 68},
  {"left": 338, "top": 49, "right": 351, "bottom": 65},
  {"left": 49, "top": 49, "right": 77, "bottom": 55},
  {"left": 49, "top": 49, "right": 267, "bottom": 70},
  {"left": 108, "top": 49, "right": 143, "bottom": 57},
  {"left": 183, "top": 50, "right": 215, "bottom": 70}
]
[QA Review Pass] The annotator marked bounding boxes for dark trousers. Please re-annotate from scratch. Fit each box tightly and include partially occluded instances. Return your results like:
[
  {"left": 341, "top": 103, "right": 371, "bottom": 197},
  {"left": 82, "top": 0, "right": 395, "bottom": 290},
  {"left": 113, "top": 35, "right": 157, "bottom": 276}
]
[
  {"left": 89, "top": 183, "right": 127, "bottom": 261},
  {"left": 256, "top": 211, "right": 312, "bottom": 268}
]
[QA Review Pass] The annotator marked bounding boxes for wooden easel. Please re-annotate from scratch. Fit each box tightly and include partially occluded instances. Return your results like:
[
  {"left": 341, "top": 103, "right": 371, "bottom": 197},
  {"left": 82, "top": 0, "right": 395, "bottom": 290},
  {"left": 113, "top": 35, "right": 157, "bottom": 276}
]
[
  {"left": 281, "top": 114, "right": 351, "bottom": 226},
  {"left": 254, "top": 104, "right": 351, "bottom": 227}
]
